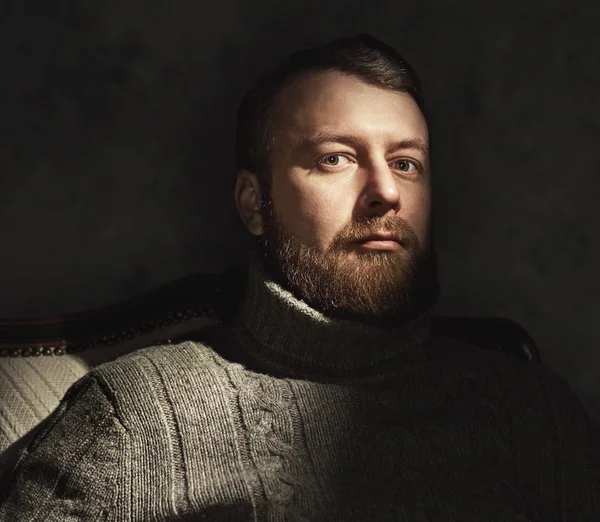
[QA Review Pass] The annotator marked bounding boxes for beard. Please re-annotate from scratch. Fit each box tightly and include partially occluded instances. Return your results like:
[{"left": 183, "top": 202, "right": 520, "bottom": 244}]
[{"left": 257, "top": 192, "right": 440, "bottom": 328}]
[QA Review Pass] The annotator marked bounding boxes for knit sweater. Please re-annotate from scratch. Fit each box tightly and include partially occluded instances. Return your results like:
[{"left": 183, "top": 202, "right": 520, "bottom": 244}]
[{"left": 1, "top": 256, "right": 599, "bottom": 521}]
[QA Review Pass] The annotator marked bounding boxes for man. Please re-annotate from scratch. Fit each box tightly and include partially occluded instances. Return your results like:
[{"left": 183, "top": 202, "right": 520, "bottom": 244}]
[{"left": 1, "top": 34, "right": 599, "bottom": 521}]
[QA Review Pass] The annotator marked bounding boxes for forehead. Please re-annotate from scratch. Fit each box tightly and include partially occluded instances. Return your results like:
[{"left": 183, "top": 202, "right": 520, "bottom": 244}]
[{"left": 271, "top": 71, "right": 428, "bottom": 149}]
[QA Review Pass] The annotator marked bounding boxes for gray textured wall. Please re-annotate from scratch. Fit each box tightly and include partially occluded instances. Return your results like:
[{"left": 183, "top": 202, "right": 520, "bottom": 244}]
[{"left": 1, "top": 1, "right": 599, "bottom": 421}]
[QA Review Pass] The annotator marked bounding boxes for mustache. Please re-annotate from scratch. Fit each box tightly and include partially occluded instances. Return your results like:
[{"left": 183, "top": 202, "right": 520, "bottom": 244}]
[{"left": 330, "top": 216, "right": 419, "bottom": 249}]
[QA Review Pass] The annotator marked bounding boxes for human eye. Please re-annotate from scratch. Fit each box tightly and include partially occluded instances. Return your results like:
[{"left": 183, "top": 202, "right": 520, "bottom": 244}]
[
  {"left": 392, "top": 158, "right": 420, "bottom": 174},
  {"left": 318, "top": 154, "right": 352, "bottom": 169}
]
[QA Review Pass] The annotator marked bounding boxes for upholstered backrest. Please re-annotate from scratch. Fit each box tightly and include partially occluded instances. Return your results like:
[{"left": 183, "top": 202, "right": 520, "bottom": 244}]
[
  {"left": 431, "top": 315, "right": 541, "bottom": 364},
  {"left": 0, "top": 267, "right": 541, "bottom": 480}
]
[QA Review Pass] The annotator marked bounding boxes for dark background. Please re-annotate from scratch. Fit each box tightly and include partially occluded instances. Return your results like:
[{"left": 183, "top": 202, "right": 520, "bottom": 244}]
[{"left": 1, "top": 1, "right": 598, "bottom": 423}]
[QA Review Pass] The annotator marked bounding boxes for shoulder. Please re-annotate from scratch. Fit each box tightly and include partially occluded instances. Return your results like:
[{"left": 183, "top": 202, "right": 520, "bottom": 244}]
[
  {"left": 428, "top": 336, "right": 585, "bottom": 409},
  {"left": 94, "top": 323, "right": 232, "bottom": 376},
  {"left": 85, "top": 323, "right": 238, "bottom": 417}
]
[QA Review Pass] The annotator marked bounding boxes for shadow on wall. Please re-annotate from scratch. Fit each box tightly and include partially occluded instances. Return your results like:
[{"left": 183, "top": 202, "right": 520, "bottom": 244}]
[{"left": 0, "top": 0, "right": 374, "bottom": 317}]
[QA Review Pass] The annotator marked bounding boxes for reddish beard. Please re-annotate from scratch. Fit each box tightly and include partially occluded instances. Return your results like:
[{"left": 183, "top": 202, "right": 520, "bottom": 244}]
[{"left": 258, "top": 195, "right": 440, "bottom": 327}]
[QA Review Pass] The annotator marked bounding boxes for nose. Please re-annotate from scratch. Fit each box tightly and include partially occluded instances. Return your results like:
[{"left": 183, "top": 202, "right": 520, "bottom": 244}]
[{"left": 358, "top": 159, "right": 401, "bottom": 216}]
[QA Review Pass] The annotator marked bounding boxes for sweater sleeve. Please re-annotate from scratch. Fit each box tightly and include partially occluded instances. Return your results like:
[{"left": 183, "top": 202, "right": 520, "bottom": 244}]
[
  {"left": 0, "top": 373, "right": 127, "bottom": 522},
  {"left": 545, "top": 377, "right": 600, "bottom": 521},
  {"left": 516, "top": 369, "right": 600, "bottom": 521}
]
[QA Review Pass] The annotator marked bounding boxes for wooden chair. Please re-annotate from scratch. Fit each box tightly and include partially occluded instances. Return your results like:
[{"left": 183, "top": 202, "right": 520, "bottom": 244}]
[{"left": 0, "top": 266, "right": 542, "bottom": 480}]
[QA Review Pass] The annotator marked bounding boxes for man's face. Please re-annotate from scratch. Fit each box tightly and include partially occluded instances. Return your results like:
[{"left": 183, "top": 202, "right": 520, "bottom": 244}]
[{"left": 241, "top": 70, "right": 439, "bottom": 325}]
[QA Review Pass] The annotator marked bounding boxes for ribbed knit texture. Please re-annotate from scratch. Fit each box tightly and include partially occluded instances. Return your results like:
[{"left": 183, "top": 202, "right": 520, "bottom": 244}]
[
  {"left": 0, "top": 316, "right": 220, "bottom": 483},
  {"left": 1, "top": 255, "right": 599, "bottom": 521}
]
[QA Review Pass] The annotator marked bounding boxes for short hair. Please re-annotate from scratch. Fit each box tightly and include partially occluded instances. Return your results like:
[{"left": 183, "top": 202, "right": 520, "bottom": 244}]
[{"left": 235, "top": 33, "right": 425, "bottom": 187}]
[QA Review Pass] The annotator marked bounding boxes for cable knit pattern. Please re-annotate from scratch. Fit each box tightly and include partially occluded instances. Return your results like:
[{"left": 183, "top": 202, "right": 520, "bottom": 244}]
[
  {"left": 224, "top": 363, "right": 319, "bottom": 522},
  {"left": 0, "top": 356, "right": 87, "bottom": 437},
  {"left": 0, "top": 356, "right": 89, "bottom": 482},
  {"left": 1, "top": 255, "right": 599, "bottom": 520}
]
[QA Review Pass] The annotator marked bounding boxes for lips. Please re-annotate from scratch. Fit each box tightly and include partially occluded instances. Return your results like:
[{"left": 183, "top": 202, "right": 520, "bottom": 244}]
[
  {"left": 351, "top": 233, "right": 404, "bottom": 251},
  {"left": 358, "top": 233, "right": 400, "bottom": 243},
  {"left": 354, "top": 231, "right": 404, "bottom": 244}
]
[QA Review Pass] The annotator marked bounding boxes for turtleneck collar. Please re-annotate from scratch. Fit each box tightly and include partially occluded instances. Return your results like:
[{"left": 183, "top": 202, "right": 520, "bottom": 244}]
[{"left": 230, "top": 251, "right": 432, "bottom": 382}]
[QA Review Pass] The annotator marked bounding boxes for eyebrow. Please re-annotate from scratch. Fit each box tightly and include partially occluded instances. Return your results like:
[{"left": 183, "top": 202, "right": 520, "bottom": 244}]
[{"left": 298, "top": 132, "right": 429, "bottom": 156}]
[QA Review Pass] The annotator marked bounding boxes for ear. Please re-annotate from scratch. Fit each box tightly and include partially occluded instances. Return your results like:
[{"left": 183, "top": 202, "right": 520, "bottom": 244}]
[{"left": 234, "top": 169, "right": 264, "bottom": 236}]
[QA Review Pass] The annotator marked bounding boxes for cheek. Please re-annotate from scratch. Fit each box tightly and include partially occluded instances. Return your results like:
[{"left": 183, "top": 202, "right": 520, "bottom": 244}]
[
  {"left": 402, "top": 188, "right": 431, "bottom": 244},
  {"left": 271, "top": 176, "right": 352, "bottom": 248}
]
